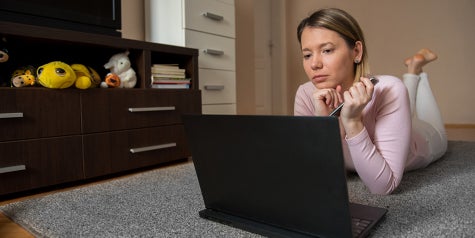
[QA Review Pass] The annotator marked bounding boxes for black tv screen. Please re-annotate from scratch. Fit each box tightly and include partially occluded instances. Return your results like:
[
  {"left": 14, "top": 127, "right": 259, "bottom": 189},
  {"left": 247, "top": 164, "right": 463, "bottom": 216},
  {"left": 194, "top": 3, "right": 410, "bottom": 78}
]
[{"left": 0, "top": 0, "right": 121, "bottom": 36}]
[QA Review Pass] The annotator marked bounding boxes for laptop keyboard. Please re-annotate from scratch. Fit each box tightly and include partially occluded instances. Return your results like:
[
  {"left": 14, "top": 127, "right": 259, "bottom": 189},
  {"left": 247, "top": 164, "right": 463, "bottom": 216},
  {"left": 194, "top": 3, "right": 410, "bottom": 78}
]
[{"left": 351, "top": 217, "right": 372, "bottom": 237}]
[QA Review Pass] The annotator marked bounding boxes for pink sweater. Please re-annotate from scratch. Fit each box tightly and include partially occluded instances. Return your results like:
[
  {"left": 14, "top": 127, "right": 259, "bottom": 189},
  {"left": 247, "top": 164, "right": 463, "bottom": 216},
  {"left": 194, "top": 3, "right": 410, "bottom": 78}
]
[{"left": 294, "top": 75, "right": 423, "bottom": 195}]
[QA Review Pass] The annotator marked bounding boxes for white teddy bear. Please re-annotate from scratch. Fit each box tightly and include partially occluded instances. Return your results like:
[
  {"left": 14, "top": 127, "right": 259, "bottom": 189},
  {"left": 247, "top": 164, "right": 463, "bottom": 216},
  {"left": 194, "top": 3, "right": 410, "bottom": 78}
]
[{"left": 101, "top": 50, "right": 137, "bottom": 88}]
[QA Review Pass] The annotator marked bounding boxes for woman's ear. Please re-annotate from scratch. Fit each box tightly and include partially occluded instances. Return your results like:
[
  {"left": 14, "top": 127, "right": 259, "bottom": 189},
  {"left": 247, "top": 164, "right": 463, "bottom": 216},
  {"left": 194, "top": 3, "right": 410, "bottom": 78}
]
[{"left": 353, "top": 41, "right": 363, "bottom": 63}]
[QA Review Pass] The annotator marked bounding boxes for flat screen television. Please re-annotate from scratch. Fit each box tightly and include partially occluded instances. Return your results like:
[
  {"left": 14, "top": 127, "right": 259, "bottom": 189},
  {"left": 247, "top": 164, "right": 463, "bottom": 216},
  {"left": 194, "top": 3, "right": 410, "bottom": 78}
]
[{"left": 0, "top": 0, "right": 121, "bottom": 37}]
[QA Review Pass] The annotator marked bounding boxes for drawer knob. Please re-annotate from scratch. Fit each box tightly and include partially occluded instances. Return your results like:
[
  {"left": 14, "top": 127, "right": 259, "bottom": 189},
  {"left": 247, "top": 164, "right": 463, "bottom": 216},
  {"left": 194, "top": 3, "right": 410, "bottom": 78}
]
[
  {"left": 204, "top": 85, "right": 225, "bottom": 91},
  {"left": 0, "top": 165, "right": 26, "bottom": 174},
  {"left": 128, "top": 106, "right": 176, "bottom": 112},
  {"left": 129, "top": 143, "right": 177, "bottom": 154},
  {"left": 203, "top": 49, "right": 224, "bottom": 56},
  {"left": 0, "top": 112, "right": 24, "bottom": 119},
  {"left": 203, "top": 12, "right": 224, "bottom": 21}
]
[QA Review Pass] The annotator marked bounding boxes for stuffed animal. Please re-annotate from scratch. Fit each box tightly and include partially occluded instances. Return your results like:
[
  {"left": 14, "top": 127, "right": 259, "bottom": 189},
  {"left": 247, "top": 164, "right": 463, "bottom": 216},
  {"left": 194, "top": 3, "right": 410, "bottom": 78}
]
[
  {"left": 37, "top": 61, "right": 77, "bottom": 89},
  {"left": 11, "top": 65, "right": 36, "bottom": 87},
  {"left": 0, "top": 41, "right": 8, "bottom": 63},
  {"left": 0, "top": 37, "right": 10, "bottom": 87},
  {"left": 71, "top": 64, "right": 101, "bottom": 89},
  {"left": 101, "top": 51, "right": 137, "bottom": 88},
  {"left": 104, "top": 73, "right": 121, "bottom": 88}
]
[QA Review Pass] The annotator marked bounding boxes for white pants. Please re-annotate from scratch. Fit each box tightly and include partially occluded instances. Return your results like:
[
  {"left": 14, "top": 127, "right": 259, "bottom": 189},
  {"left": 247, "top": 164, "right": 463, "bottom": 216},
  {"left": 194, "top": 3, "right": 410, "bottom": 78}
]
[{"left": 403, "top": 72, "right": 447, "bottom": 168}]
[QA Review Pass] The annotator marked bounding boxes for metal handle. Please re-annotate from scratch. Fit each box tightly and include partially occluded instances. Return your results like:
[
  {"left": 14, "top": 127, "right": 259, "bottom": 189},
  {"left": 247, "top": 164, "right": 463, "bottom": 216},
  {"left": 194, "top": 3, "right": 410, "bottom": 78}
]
[
  {"left": 128, "top": 106, "right": 176, "bottom": 112},
  {"left": 0, "top": 112, "right": 24, "bottom": 119},
  {"left": 130, "top": 143, "right": 177, "bottom": 154},
  {"left": 204, "top": 85, "right": 225, "bottom": 91},
  {"left": 0, "top": 165, "right": 26, "bottom": 174},
  {"left": 203, "top": 12, "right": 224, "bottom": 21},
  {"left": 203, "top": 49, "right": 224, "bottom": 56}
]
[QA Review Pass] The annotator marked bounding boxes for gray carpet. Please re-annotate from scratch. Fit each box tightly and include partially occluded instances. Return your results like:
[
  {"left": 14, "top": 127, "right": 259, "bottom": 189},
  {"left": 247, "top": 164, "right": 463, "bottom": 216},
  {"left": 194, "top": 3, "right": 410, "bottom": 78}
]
[{"left": 1, "top": 141, "right": 474, "bottom": 237}]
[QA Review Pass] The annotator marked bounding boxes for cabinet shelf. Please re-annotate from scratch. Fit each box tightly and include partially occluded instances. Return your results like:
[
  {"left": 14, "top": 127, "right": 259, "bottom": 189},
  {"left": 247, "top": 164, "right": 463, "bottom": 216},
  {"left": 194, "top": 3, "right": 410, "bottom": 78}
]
[
  {"left": 0, "top": 21, "right": 202, "bottom": 196},
  {"left": 0, "top": 21, "right": 199, "bottom": 90}
]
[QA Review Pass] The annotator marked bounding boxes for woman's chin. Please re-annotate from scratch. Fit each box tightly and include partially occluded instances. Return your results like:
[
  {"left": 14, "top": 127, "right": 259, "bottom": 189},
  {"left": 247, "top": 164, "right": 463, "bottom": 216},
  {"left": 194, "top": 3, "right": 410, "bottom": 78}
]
[{"left": 312, "top": 81, "right": 335, "bottom": 89}]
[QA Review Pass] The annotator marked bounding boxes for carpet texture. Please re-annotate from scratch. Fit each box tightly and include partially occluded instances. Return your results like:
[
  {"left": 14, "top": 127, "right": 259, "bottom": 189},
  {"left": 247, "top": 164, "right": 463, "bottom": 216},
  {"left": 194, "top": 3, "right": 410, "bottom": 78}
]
[{"left": 1, "top": 141, "right": 474, "bottom": 237}]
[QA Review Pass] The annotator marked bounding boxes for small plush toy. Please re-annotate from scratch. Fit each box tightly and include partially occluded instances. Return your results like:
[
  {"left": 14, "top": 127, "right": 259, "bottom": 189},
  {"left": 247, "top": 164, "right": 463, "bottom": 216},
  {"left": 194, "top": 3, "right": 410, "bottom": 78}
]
[
  {"left": 37, "top": 61, "right": 76, "bottom": 89},
  {"left": 104, "top": 73, "right": 121, "bottom": 88},
  {"left": 71, "top": 64, "right": 101, "bottom": 89},
  {"left": 11, "top": 65, "right": 36, "bottom": 87},
  {"left": 0, "top": 42, "right": 8, "bottom": 63},
  {"left": 101, "top": 51, "right": 137, "bottom": 88},
  {"left": 0, "top": 37, "right": 10, "bottom": 87}
]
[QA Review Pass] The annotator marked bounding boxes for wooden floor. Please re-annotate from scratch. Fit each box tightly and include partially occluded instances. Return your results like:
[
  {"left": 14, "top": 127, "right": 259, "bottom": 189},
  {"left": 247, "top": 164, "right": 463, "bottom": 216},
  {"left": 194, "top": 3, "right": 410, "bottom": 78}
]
[{"left": 1, "top": 127, "right": 474, "bottom": 237}]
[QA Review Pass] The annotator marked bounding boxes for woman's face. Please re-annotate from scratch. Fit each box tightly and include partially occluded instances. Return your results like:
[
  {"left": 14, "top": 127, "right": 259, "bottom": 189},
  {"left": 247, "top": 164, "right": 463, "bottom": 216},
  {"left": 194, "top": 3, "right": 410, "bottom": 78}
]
[{"left": 300, "top": 27, "right": 361, "bottom": 90}]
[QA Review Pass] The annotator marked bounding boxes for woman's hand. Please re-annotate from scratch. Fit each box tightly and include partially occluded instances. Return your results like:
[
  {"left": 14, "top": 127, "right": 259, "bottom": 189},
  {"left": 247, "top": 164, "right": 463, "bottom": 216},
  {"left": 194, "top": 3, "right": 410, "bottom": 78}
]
[
  {"left": 340, "top": 77, "right": 375, "bottom": 137},
  {"left": 312, "top": 85, "right": 343, "bottom": 116}
]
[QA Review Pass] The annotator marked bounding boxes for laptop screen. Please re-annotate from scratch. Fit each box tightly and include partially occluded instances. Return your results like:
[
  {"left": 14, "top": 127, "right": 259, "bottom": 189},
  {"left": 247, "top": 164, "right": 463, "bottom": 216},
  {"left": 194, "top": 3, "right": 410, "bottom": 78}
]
[{"left": 183, "top": 115, "right": 354, "bottom": 237}]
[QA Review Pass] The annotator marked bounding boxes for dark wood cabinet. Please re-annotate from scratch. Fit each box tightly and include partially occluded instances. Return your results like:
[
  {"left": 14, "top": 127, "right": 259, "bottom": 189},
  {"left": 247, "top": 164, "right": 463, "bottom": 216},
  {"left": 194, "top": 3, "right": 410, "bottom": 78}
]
[
  {"left": 0, "top": 89, "right": 81, "bottom": 141},
  {"left": 0, "top": 21, "right": 201, "bottom": 196},
  {"left": 80, "top": 89, "right": 201, "bottom": 133},
  {"left": 0, "top": 136, "right": 84, "bottom": 195},
  {"left": 83, "top": 125, "right": 189, "bottom": 178}
]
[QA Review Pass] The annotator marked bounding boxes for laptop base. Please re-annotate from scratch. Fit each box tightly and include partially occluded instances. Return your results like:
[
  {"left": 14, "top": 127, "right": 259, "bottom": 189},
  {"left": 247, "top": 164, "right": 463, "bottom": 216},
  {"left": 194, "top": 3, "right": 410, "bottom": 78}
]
[
  {"left": 200, "top": 203, "right": 387, "bottom": 238},
  {"left": 200, "top": 209, "right": 316, "bottom": 238}
]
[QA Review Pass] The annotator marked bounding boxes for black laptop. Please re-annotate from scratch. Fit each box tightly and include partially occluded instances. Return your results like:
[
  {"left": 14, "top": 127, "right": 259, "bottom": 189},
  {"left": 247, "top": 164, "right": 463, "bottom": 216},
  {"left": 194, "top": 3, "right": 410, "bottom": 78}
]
[{"left": 183, "top": 114, "right": 387, "bottom": 238}]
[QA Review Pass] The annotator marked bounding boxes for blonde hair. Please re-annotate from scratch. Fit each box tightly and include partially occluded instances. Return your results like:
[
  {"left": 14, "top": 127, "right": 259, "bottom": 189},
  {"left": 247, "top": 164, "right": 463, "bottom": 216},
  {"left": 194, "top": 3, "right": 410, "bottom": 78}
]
[{"left": 297, "top": 8, "right": 370, "bottom": 82}]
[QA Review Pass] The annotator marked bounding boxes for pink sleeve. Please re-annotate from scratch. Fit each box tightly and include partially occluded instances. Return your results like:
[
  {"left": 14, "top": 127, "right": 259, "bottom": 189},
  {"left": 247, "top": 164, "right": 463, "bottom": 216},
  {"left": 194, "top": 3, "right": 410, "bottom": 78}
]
[
  {"left": 294, "top": 82, "right": 315, "bottom": 116},
  {"left": 346, "top": 76, "right": 411, "bottom": 195}
]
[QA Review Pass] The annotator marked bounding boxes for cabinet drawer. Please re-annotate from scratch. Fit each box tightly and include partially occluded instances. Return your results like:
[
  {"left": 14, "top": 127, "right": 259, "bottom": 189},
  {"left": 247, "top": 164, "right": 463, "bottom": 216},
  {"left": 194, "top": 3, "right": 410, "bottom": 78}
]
[
  {"left": 202, "top": 104, "right": 236, "bottom": 115},
  {"left": 0, "top": 88, "right": 81, "bottom": 142},
  {"left": 83, "top": 125, "right": 189, "bottom": 178},
  {"left": 199, "top": 69, "right": 236, "bottom": 104},
  {"left": 185, "top": 30, "right": 235, "bottom": 71},
  {"left": 184, "top": 0, "right": 235, "bottom": 38},
  {"left": 81, "top": 89, "right": 201, "bottom": 133},
  {"left": 0, "top": 136, "right": 84, "bottom": 195}
]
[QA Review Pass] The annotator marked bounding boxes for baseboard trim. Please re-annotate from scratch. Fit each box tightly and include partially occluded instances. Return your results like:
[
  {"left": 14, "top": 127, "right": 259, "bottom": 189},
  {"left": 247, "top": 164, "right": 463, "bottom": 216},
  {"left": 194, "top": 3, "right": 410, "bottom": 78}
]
[{"left": 445, "top": 124, "right": 475, "bottom": 129}]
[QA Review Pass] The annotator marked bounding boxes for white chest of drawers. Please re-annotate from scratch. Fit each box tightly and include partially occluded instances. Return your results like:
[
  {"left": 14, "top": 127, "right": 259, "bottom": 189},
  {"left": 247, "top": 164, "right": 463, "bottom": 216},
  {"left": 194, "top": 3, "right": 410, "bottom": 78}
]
[{"left": 145, "top": 0, "right": 236, "bottom": 114}]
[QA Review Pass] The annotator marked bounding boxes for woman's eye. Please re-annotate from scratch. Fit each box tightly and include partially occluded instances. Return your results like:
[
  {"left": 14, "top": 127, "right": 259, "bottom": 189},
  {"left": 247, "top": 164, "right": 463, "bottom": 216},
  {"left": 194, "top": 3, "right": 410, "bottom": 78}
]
[
  {"left": 303, "top": 54, "right": 311, "bottom": 59},
  {"left": 322, "top": 48, "right": 333, "bottom": 54}
]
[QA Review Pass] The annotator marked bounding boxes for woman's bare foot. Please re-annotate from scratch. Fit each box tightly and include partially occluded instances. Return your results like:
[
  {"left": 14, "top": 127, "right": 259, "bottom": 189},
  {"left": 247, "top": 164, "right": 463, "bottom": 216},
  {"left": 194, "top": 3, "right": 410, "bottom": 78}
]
[
  {"left": 417, "top": 48, "right": 438, "bottom": 63},
  {"left": 404, "top": 48, "right": 438, "bottom": 75}
]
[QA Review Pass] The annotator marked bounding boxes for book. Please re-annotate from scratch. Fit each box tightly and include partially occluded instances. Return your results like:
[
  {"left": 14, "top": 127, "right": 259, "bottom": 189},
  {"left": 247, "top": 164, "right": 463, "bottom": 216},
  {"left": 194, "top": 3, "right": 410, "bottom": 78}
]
[
  {"left": 151, "top": 83, "right": 190, "bottom": 89},
  {"left": 151, "top": 68, "right": 186, "bottom": 74},
  {"left": 152, "top": 73, "right": 187, "bottom": 79},
  {"left": 152, "top": 64, "right": 179, "bottom": 68},
  {"left": 151, "top": 64, "right": 186, "bottom": 80},
  {"left": 152, "top": 78, "right": 191, "bottom": 84},
  {"left": 151, "top": 64, "right": 189, "bottom": 89},
  {"left": 151, "top": 64, "right": 185, "bottom": 72}
]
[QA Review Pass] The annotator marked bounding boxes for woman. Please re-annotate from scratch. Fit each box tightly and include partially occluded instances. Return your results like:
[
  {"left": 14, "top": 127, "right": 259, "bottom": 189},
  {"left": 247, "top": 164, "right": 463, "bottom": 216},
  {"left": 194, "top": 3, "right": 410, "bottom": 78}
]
[{"left": 294, "top": 8, "right": 447, "bottom": 195}]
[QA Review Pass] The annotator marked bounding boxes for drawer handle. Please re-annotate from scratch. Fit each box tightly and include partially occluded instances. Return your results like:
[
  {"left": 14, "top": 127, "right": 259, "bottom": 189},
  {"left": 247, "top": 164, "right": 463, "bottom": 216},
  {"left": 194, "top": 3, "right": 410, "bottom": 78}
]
[
  {"left": 203, "top": 12, "right": 224, "bottom": 21},
  {"left": 0, "top": 165, "right": 26, "bottom": 174},
  {"left": 128, "top": 106, "right": 176, "bottom": 112},
  {"left": 0, "top": 112, "right": 24, "bottom": 119},
  {"left": 130, "top": 143, "right": 177, "bottom": 154},
  {"left": 203, "top": 49, "right": 224, "bottom": 56},
  {"left": 204, "top": 85, "right": 225, "bottom": 91}
]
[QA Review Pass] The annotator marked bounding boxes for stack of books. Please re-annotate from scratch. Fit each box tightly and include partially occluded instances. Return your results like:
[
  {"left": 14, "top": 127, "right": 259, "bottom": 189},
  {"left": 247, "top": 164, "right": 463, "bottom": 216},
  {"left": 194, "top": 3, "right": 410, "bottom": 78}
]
[{"left": 151, "top": 64, "right": 191, "bottom": 89}]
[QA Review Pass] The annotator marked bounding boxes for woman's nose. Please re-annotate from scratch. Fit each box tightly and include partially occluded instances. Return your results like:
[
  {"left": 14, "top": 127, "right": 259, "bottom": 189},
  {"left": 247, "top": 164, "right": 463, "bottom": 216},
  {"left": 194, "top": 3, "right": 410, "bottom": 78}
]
[{"left": 311, "top": 57, "right": 323, "bottom": 70}]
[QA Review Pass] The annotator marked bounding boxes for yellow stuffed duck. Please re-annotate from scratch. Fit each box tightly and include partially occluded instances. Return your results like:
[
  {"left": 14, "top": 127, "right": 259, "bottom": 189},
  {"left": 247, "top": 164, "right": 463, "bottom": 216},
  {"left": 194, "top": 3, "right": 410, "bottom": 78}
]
[
  {"left": 71, "top": 63, "right": 101, "bottom": 89},
  {"left": 37, "top": 61, "right": 76, "bottom": 89},
  {"left": 37, "top": 61, "right": 101, "bottom": 89}
]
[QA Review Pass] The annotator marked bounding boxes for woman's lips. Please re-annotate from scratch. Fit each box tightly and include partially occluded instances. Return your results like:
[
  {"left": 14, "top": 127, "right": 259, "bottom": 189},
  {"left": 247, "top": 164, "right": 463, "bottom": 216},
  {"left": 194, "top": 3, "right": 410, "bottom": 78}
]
[{"left": 312, "top": 75, "right": 328, "bottom": 83}]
